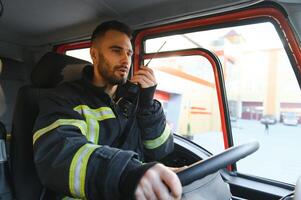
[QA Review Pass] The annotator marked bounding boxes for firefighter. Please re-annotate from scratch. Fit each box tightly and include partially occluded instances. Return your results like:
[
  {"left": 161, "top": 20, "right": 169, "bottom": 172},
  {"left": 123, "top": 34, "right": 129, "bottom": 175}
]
[{"left": 33, "top": 20, "right": 181, "bottom": 200}]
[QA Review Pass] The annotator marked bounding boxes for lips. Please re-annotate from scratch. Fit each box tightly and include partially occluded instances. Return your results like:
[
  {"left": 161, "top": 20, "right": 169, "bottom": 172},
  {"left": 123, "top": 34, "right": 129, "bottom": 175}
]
[
  {"left": 115, "top": 66, "right": 128, "bottom": 75},
  {"left": 116, "top": 65, "right": 128, "bottom": 72}
]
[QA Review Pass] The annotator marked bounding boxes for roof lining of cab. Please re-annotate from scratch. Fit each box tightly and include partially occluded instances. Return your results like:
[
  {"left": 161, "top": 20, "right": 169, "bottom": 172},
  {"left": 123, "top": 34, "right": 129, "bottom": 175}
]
[{"left": 0, "top": 0, "right": 263, "bottom": 47}]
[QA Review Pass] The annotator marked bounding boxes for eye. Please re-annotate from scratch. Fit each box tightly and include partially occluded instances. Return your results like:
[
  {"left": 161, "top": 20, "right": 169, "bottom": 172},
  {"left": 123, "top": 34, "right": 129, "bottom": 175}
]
[
  {"left": 127, "top": 51, "right": 133, "bottom": 57},
  {"left": 112, "top": 48, "right": 121, "bottom": 54}
]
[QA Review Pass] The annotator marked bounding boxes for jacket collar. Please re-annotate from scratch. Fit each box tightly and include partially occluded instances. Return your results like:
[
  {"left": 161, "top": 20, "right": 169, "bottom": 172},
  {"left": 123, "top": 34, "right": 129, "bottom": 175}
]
[{"left": 81, "top": 65, "right": 111, "bottom": 101}]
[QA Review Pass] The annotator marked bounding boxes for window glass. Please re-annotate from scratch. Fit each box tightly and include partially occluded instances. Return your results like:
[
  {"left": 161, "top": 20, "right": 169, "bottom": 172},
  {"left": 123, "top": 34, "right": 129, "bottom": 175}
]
[
  {"left": 146, "top": 56, "right": 224, "bottom": 154},
  {"left": 145, "top": 22, "right": 301, "bottom": 184},
  {"left": 66, "top": 48, "right": 91, "bottom": 62}
]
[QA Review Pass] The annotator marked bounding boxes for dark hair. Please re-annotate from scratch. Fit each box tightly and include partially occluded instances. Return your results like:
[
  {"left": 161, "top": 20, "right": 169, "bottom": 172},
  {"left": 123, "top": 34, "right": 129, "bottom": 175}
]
[{"left": 91, "top": 20, "right": 132, "bottom": 42}]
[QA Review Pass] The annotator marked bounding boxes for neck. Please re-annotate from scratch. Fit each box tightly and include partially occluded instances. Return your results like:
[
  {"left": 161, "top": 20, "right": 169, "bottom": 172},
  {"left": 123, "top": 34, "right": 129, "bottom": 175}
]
[
  {"left": 104, "top": 84, "right": 117, "bottom": 98},
  {"left": 92, "top": 77, "right": 117, "bottom": 98}
]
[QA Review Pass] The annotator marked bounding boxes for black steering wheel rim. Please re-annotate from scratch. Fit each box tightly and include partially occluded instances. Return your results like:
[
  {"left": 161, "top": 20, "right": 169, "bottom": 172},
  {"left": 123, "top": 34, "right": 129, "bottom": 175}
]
[{"left": 177, "top": 141, "right": 260, "bottom": 186}]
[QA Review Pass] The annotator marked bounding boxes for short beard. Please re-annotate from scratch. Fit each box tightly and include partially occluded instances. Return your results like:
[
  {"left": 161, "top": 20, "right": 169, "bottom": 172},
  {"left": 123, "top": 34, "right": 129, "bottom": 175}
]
[{"left": 98, "top": 54, "right": 127, "bottom": 85}]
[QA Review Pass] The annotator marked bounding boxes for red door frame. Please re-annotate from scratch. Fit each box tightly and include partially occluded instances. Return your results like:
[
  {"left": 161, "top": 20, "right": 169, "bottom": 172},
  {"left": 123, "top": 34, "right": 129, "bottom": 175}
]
[{"left": 56, "top": 41, "right": 91, "bottom": 54}]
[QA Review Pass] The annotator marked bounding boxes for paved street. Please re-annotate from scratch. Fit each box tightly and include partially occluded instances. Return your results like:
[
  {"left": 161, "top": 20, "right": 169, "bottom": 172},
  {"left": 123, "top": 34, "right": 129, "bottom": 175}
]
[{"left": 191, "top": 119, "right": 301, "bottom": 185}]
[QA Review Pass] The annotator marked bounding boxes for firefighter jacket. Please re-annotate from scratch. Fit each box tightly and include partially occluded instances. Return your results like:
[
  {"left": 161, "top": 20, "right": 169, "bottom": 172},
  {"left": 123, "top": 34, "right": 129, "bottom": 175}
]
[{"left": 32, "top": 66, "right": 174, "bottom": 200}]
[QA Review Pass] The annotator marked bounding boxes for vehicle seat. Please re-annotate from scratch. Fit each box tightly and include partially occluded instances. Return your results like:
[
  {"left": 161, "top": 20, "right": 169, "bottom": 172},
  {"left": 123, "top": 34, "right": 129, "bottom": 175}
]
[
  {"left": 0, "top": 57, "right": 29, "bottom": 133},
  {"left": 10, "top": 52, "right": 90, "bottom": 200}
]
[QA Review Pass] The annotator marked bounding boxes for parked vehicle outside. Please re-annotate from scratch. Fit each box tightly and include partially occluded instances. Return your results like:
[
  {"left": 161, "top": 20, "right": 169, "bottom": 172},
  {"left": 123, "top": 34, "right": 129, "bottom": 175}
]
[
  {"left": 260, "top": 114, "right": 277, "bottom": 125},
  {"left": 283, "top": 112, "right": 299, "bottom": 126}
]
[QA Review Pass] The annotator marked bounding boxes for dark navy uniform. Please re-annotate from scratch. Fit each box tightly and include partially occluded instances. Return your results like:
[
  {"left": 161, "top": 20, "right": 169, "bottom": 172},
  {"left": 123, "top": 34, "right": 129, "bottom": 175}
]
[{"left": 33, "top": 66, "right": 173, "bottom": 200}]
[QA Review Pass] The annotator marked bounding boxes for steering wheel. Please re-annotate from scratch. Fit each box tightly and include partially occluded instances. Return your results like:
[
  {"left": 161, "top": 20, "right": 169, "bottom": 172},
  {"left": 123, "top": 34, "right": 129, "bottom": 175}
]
[
  {"left": 280, "top": 176, "right": 301, "bottom": 200},
  {"left": 295, "top": 176, "right": 301, "bottom": 200},
  {"left": 177, "top": 141, "right": 259, "bottom": 186}
]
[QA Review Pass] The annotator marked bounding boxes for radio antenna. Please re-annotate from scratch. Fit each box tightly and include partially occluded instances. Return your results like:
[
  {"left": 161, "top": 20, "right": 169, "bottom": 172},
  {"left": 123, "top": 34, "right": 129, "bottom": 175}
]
[{"left": 145, "top": 41, "right": 167, "bottom": 66}]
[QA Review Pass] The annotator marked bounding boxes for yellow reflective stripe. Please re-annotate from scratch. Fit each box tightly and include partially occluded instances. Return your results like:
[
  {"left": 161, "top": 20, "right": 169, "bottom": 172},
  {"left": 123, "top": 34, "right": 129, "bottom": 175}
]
[
  {"left": 86, "top": 118, "right": 99, "bottom": 144},
  {"left": 74, "top": 105, "right": 115, "bottom": 144},
  {"left": 69, "top": 143, "right": 99, "bottom": 199},
  {"left": 143, "top": 124, "right": 171, "bottom": 149},
  {"left": 74, "top": 105, "right": 115, "bottom": 121},
  {"left": 62, "top": 197, "right": 81, "bottom": 200},
  {"left": 33, "top": 119, "right": 87, "bottom": 145}
]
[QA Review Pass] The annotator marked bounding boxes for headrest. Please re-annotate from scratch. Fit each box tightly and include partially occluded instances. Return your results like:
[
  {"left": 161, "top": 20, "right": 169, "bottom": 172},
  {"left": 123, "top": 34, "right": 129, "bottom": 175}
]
[{"left": 31, "top": 52, "right": 91, "bottom": 88}]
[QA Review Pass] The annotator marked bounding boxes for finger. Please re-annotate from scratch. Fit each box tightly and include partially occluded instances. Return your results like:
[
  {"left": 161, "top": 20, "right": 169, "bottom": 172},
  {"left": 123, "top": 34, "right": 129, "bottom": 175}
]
[
  {"left": 159, "top": 166, "right": 182, "bottom": 198},
  {"left": 142, "top": 165, "right": 171, "bottom": 200},
  {"left": 140, "top": 177, "right": 157, "bottom": 200},
  {"left": 152, "top": 174, "right": 170, "bottom": 200},
  {"left": 135, "top": 72, "right": 155, "bottom": 84},
  {"left": 169, "top": 166, "right": 188, "bottom": 173},
  {"left": 148, "top": 164, "right": 175, "bottom": 200},
  {"left": 145, "top": 164, "right": 170, "bottom": 200},
  {"left": 131, "top": 75, "right": 155, "bottom": 88},
  {"left": 134, "top": 73, "right": 156, "bottom": 85},
  {"left": 140, "top": 66, "right": 155, "bottom": 75},
  {"left": 136, "top": 68, "right": 156, "bottom": 83},
  {"left": 137, "top": 68, "right": 155, "bottom": 78},
  {"left": 131, "top": 75, "right": 154, "bottom": 86},
  {"left": 168, "top": 167, "right": 181, "bottom": 173},
  {"left": 135, "top": 186, "right": 147, "bottom": 200}
]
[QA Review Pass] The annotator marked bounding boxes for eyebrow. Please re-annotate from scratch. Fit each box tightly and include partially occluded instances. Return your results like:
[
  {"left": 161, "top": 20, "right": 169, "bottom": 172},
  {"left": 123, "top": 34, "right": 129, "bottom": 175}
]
[{"left": 110, "top": 45, "right": 133, "bottom": 53}]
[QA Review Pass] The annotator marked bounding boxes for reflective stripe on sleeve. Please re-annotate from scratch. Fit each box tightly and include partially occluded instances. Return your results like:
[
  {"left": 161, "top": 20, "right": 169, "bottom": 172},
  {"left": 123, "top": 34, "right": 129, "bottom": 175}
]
[
  {"left": 62, "top": 197, "right": 81, "bottom": 200},
  {"left": 143, "top": 124, "right": 171, "bottom": 149},
  {"left": 33, "top": 119, "right": 87, "bottom": 145},
  {"left": 74, "top": 105, "right": 115, "bottom": 144},
  {"left": 69, "top": 143, "right": 99, "bottom": 199}
]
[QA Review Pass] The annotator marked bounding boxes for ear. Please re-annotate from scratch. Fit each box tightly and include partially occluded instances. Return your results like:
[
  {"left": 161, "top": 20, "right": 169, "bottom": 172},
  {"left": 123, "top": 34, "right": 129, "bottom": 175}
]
[{"left": 90, "top": 47, "right": 99, "bottom": 66}]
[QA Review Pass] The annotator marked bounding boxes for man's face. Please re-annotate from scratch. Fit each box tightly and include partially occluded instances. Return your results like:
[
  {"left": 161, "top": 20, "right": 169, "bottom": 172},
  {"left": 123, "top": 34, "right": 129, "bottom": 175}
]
[{"left": 92, "top": 30, "right": 133, "bottom": 85}]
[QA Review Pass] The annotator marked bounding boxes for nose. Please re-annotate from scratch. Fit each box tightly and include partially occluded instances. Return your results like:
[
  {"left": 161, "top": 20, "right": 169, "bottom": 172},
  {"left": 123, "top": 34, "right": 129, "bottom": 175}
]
[{"left": 121, "top": 51, "right": 131, "bottom": 66}]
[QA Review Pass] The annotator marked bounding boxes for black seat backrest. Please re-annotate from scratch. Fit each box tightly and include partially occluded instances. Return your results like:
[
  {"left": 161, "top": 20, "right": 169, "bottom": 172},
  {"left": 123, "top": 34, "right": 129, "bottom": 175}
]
[
  {"left": 10, "top": 52, "right": 90, "bottom": 200},
  {"left": 0, "top": 57, "right": 29, "bottom": 133}
]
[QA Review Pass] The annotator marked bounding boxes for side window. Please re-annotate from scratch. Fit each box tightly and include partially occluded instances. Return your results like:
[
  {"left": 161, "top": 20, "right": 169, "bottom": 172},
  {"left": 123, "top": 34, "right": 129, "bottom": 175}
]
[
  {"left": 144, "top": 21, "right": 301, "bottom": 184},
  {"left": 66, "top": 49, "right": 91, "bottom": 62},
  {"left": 219, "top": 23, "right": 301, "bottom": 185},
  {"left": 146, "top": 55, "right": 224, "bottom": 154}
]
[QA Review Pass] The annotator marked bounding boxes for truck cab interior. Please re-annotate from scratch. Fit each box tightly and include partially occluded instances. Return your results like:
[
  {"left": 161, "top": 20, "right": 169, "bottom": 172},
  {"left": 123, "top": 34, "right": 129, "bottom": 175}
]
[{"left": 0, "top": 0, "right": 301, "bottom": 199}]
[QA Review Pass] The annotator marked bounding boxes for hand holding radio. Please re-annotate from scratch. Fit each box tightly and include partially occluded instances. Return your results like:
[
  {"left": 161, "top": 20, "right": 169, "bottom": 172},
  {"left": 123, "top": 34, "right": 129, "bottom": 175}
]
[
  {"left": 116, "top": 41, "right": 166, "bottom": 116},
  {"left": 116, "top": 66, "right": 157, "bottom": 117},
  {"left": 130, "top": 66, "right": 157, "bottom": 88},
  {"left": 130, "top": 40, "right": 166, "bottom": 88},
  {"left": 129, "top": 66, "right": 157, "bottom": 108}
]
